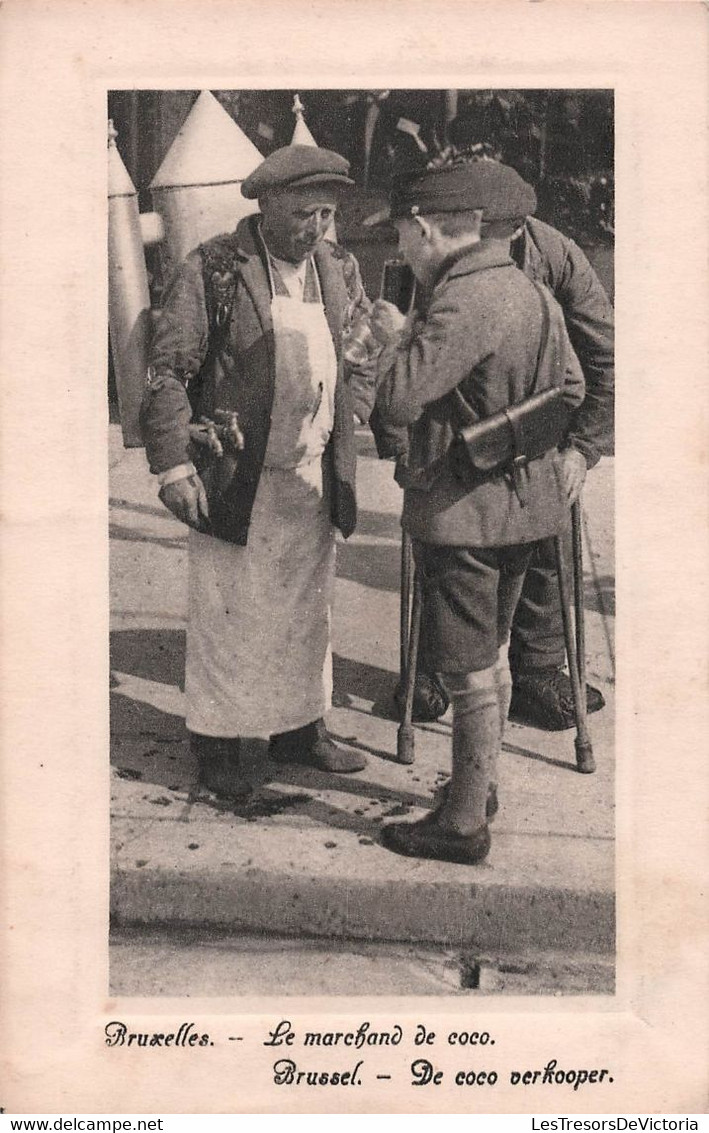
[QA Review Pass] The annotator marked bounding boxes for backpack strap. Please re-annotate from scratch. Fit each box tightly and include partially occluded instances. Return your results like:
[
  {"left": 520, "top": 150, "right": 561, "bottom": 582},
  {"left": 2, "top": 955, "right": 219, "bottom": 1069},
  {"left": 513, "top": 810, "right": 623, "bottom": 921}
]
[{"left": 529, "top": 279, "right": 552, "bottom": 390}]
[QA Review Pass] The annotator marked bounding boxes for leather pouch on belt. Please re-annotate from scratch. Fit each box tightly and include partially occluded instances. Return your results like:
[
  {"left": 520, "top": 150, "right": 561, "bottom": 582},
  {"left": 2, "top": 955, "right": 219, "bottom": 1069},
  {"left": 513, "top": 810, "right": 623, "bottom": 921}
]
[{"left": 449, "top": 387, "right": 573, "bottom": 505}]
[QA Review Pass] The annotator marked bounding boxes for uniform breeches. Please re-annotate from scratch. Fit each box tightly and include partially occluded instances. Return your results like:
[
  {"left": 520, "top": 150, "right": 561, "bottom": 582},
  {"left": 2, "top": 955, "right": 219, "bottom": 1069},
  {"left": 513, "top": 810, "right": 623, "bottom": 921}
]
[{"left": 414, "top": 540, "right": 533, "bottom": 673}]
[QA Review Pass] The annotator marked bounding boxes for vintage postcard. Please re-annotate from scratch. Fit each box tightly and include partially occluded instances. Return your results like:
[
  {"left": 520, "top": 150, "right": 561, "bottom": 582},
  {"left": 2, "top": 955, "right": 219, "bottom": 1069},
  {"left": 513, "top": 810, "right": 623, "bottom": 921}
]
[{"left": 1, "top": 0, "right": 707, "bottom": 1116}]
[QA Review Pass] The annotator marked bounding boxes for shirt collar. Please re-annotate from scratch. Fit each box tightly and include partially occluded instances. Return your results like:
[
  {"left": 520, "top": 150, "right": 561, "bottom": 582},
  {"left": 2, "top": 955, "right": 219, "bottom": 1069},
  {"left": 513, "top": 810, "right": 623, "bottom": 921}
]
[
  {"left": 253, "top": 217, "right": 315, "bottom": 299},
  {"left": 270, "top": 255, "right": 309, "bottom": 285},
  {"left": 434, "top": 239, "right": 514, "bottom": 286}
]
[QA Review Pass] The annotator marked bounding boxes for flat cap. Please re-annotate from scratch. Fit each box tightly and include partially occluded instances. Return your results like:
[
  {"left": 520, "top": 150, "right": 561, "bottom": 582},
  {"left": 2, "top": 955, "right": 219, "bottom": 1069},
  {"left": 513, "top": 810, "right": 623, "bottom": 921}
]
[
  {"left": 241, "top": 144, "right": 354, "bottom": 199},
  {"left": 366, "top": 160, "right": 536, "bottom": 225}
]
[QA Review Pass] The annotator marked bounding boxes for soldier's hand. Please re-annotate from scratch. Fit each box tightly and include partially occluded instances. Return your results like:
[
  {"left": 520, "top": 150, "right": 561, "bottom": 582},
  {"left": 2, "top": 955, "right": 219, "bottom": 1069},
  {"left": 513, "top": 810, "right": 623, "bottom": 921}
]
[
  {"left": 160, "top": 474, "right": 210, "bottom": 530},
  {"left": 560, "top": 447, "right": 587, "bottom": 504},
  {"left": 370, "top": 299, "right": 407, "bottom": 345}
]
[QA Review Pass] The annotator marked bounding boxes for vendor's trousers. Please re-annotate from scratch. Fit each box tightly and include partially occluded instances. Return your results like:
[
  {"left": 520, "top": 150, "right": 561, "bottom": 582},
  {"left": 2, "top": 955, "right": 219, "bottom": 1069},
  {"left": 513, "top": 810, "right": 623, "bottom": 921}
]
[{"left": 507, "top": 530, "right": 571, "bottom": 678}]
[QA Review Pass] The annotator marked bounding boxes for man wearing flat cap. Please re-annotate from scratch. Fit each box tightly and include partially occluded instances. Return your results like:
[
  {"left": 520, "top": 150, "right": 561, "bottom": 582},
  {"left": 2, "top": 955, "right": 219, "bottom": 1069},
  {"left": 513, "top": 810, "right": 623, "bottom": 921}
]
[
  {"left": 370, "top": 160, "right": 586, "bottom": 864},
  {"left": 140, "top": 145, "right": 374, "bottom": 798}
]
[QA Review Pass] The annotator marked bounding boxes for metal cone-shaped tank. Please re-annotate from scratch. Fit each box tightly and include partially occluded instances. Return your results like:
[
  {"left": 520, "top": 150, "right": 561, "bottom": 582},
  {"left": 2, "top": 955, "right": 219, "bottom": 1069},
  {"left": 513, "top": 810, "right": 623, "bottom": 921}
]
[
  {"left": 290, "top": 95, "right": 337, "bottom": 242},
  {"left": 150, "top": 90, "right": 263, "bottom": 282},
  {"left": 290, "top": 93, "right": 319, "bottom": 146},
  {"left": 108, "top": 121, "right": 151, "bottom": 447}
]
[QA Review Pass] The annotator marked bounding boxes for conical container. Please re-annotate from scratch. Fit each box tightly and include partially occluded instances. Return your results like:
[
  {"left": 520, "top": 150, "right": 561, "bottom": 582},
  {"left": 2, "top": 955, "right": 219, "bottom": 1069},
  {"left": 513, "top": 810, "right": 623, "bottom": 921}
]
[
  {"left": 150, "top": 90, "right": 263, "bottom": 283},
  {"left": 108, "top": 122, "right": 151, "bottom": 447}
]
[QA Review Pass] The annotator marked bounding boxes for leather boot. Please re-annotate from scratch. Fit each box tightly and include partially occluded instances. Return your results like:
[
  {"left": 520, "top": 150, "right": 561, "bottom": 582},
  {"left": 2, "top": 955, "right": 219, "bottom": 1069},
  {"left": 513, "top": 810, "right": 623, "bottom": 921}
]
[
  {"left": 510, "top": 668, "right": 605, "bottom": 731},
  {"left": 190, "top": 732, "right": 252, "bottom": 802},
  {"left": 393, "top": 672, "right": 450, "bottom": 723},
  {"left": 380, "top": 816, "right": 490, "bottom": 865},
  {"left": 269, "top": 719, "right": 366, "bottom": 773}
]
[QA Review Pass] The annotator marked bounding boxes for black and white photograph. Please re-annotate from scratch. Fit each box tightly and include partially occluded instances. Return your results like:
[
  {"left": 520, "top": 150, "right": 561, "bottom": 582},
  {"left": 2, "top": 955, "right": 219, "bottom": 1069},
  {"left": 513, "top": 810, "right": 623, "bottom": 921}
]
[
  {"left": 2, "top": 0, "right": 707, "bottom": 1116},
  {"left": 108, "top": 86, "right": 616, "bottom": 999}
]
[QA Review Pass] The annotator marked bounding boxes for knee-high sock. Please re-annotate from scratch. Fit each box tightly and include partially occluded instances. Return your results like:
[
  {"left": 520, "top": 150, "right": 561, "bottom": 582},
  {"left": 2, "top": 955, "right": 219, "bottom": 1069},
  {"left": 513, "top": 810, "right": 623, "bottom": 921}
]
[{"left": 437, "top": 669, "right": 499, "bottom": 835}]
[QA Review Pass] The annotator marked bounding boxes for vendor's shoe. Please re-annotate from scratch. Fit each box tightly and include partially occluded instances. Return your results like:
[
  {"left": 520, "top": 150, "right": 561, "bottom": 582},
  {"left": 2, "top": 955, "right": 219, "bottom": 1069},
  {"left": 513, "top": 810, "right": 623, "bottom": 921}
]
[
  {"left": 510, "top": 669, "right": 605, "bottom": 732},
  {"left": 380, "top": 816, "right": 491, "bottom": 865},
  {"left": 191, "top": 734, "right": 253, "bottom": 803},
  {"left": 269, "top": 719, "right": 367, "bottom": 773},
  {"left": 393, "top": 672, "right": 450, "bottom": 723}
]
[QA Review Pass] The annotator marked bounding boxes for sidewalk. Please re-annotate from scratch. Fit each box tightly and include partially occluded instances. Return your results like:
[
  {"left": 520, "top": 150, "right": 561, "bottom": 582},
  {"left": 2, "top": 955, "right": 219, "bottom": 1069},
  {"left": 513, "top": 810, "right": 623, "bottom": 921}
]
[{"left": 109, "top": 424, "right": 615, "bottom": 964}]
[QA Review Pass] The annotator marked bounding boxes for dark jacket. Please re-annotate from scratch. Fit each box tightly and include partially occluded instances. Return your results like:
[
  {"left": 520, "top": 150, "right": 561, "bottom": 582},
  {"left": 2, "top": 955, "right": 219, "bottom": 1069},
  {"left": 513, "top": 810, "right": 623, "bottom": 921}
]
[
  {"left": 375, "top": 241, "right": 585, "bottom": 547},
  {"left": 371, "top": 217, "right": 614, "bottom": 466},
  {"left": 517, "top": 218, "right": 614, "bottom": 467},
  {"left": 140, "top": 215, "right": 368, "bottom": 545}
]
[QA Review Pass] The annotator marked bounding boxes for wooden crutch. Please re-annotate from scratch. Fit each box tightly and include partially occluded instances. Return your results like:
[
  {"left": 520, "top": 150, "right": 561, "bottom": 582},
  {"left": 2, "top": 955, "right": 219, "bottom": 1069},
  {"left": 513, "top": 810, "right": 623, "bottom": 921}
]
[
  {"left": 554, "top": 499, "right": 596, "bottom": 774},
  {"left": 399, "top": 530, "right": 414, "bottom": 682},
  {"left": 397, "top": 550, "right": 422, "bottom": 765},
  {"left": 382, "top": 261, "right": 422, "bottom": 763},
  {"left": 571, "top": 499, "right": 589, "bottom": 725}
]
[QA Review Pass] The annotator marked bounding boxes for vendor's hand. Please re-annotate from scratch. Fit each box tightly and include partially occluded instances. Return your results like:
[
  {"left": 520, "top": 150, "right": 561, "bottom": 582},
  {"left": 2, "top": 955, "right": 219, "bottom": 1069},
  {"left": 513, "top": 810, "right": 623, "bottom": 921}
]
[
  {"left": 560, "top": 447, "right": 587, "bottom": 504},
  {"left": 370, "top": 299, "right": 407, "bottom": 345},
  {"left": 160, "top": 473, "right": 210, "bottom": 530}
]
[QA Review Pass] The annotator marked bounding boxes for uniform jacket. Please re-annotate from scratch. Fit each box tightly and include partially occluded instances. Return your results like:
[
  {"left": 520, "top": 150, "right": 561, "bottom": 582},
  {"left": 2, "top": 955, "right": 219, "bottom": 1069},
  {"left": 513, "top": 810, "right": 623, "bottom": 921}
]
[
  {"left": 515, "top": 217, "right": 614, "bottom": 466},
  {"left": 140, "top": 215, "right": 372, "bottom": 545},
  {"left": 375, "top": 240, "right": 585, "bottom": 547},
  {"left": 371, "top": 217, "right": 614, "bottom": 465}
]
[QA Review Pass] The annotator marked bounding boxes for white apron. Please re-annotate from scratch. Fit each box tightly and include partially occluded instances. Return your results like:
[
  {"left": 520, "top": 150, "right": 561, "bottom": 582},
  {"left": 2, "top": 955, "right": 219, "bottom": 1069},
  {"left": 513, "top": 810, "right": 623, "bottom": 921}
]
[{"left": 185, "top": 263, "right": 338, "bottom": 738}]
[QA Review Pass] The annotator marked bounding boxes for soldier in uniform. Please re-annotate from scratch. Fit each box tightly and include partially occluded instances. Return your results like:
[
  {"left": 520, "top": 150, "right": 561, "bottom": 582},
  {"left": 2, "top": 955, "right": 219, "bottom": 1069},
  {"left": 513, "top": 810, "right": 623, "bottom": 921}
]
[
  {"left": 504, "top": 209, "right": 613, "bottom": 728},
  {"left": 371, "top": 158, "right": 614, "bottom": 732},
  {"left": 370, "top": 161, "right": 586, "bottom": 863},
  {"left": 140, "top": 146, "right": 374, "bottom": 800}
]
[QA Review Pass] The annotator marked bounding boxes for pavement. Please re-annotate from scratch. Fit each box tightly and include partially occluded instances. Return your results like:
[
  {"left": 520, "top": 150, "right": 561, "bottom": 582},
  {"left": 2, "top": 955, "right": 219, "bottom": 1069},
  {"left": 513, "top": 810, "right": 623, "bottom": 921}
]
[{"left": 109, "top": 423, "right": 615, "bottom": 982}]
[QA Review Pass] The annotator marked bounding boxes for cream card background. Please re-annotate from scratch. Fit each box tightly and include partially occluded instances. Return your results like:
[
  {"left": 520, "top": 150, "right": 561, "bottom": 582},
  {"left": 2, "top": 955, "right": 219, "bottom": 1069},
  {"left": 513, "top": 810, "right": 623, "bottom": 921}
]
[{"left": 1, "top": 0, "right": 707, "bottom": 1115}]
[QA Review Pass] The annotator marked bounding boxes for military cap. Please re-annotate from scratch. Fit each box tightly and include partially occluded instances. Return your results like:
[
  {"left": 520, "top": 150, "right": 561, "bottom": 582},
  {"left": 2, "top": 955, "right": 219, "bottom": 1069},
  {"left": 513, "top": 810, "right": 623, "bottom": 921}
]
[
  {"left": 365, "top": 159, "right": 537, "bottom": 225},
  {"left": 241, "top": 144, "right": 354, "bottom": 199}
]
